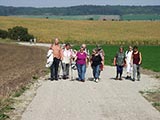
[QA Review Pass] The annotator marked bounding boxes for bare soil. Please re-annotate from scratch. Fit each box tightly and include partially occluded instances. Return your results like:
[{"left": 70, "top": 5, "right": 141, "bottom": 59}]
[{"left": 0, "top": 43, "right": 47, "bottom": 97}]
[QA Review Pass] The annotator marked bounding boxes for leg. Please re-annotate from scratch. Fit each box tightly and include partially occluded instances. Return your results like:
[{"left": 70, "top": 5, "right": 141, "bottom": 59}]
[
  {"left": 54, "top": 58, "right": 60, "bottom": 80},
  {"left": 62, "top": 63, "right": 66, "bottom": 76},
  {"left": 133, "top": 64, "right": 137, "bottom": 81},
  {"left": 119, "top": 66, "right": 123, "bottom": 79},
  {"left": 92, "top": 65, "right": 96, "bottom": 79},
  {"left": 95, "top": 65, "right": 100, "bottom": 79},
  {"left": 50, "top": 62, "right": 55, "bottom": 80},
  {"left": 137, "top": 65, "right": 141, "bottom": 81},
  {"left": 116, "top": 65, "right": 120, "bottom": 79},
  {"left": 126, "top": 62, "right": 130, "bottom": 78},
  {"left": 129, "top": 63, "right": 133, "bottom": 78},
  {"left": 66, "top": 64, "right": 70, "bottom": 78},
  {"left": 81, "top": 64, "right": 86, "bottom": 81},
  {"left": 76, "top": 64, "right": 82, "bottom": 80}
]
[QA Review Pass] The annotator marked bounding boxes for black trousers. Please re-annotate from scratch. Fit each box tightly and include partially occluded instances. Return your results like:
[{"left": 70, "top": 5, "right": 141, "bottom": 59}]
[{"left": 50, "top": 58, "right": 60, "bottom": 79}]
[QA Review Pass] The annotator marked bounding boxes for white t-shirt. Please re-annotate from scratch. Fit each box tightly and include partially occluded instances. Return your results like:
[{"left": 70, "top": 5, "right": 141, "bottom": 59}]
[
  {"left": 62, "top": 48, "right": 73, "bottom": 64},
  {"left": 125, "top": 50, "right": 133, "bottom": 64}
]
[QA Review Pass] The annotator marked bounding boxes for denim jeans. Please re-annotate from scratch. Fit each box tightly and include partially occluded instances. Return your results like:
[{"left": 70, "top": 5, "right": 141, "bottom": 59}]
[
  {"left": 116, "top": 65, "right": 123, "bottom": 78},
  {"left": 92, "top": 65, "right": 100, "bottom": 79},
  {"left": 50, "top": 58, "right": 60, "bottom": 79},
  {"left": 76, "top": 64, "right": 86, "bottom": 80}
]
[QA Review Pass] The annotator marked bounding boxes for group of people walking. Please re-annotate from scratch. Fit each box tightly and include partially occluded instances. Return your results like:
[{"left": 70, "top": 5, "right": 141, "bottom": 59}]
[
  {"left": 46, "top": 38, "right": 142, "bottom": 83},
  {"left": 46, "top": 38, "right": 104, "bottom": 83},
  {"left": 113, "top": 45, "right": 142, "bottom": 81}
]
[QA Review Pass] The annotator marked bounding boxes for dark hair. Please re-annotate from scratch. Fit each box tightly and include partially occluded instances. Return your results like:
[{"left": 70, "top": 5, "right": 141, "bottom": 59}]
[
  {"left": 133, "top": 46, "right": 138, "bottom": 49},
  {"left": 65, "top": 43, "right": 70, "bottom": 47}
]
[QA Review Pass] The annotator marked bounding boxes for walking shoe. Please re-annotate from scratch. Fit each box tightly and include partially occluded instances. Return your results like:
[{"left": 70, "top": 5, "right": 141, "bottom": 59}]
[
  {"left": 119, "top": 78, "right": 123, "bottom": 80},
  {"left": 137, "top": 78, "right": 140, "bottom": 81},
  {"left": 95, "top": 79, "right": 99, "bottom": 83},
  {"left": 81, "top": 80, "right": 85, "bottom": 82},
  {"left": 115, "top": 77, "right": 119, "bottom": 80},
  {"left": 125, "top": 76, "right": 129, "bottom": 79},
  {"left": 132, "top": 78, "right": 135, "bottom": 82}
]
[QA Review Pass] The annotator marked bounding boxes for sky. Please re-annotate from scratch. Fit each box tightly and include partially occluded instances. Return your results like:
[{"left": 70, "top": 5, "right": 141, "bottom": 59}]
[{"left": 0, "top": 0, "right": 160, "bottom": 7}]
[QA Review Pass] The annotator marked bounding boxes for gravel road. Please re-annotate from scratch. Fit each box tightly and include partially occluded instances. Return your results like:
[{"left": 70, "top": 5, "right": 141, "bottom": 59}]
[{"left": 21, "top": 64, "right": 160, "bottom": 120}]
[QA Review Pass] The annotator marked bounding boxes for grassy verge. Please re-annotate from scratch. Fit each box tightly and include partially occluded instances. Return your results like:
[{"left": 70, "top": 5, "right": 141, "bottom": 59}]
[
  {"left": 140, "top": 89, "right": 160, "bottom": 111},
  {"left": 0, "top": 76, "right": 40, "bottom": 120},
  {"left": 0, "top": 98, "right": 15, "bottom": 120},
  {"left": 0, "top": 38, "right": 15, "bottom": 44}
]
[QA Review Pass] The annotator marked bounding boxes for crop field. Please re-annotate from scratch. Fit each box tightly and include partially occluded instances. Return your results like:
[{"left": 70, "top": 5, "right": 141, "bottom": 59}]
[
  {"left": 0, "top": 16, "right": 160, "bottom": 45},
  {"left": 0, "top": 43, "right": 47, "bottom": 97}
]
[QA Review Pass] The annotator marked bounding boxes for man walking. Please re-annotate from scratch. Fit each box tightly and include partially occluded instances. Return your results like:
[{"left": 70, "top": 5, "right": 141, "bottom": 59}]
[{"left": 50, "top": 38, "right": 62, "bottom": 81}]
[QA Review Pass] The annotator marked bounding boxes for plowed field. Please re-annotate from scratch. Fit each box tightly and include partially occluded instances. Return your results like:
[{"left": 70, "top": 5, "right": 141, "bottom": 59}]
[{"left": 0, "top": 43, "right": 47, "bottom": 97}]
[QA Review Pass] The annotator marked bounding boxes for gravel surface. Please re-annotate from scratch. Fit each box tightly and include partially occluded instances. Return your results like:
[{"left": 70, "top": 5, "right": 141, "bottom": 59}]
[
  {"left": 17, "top": 42, "right": 160, "bottom": 120},
  {"left": 21, "top": 65, "right": 160, "bottom": 120}
]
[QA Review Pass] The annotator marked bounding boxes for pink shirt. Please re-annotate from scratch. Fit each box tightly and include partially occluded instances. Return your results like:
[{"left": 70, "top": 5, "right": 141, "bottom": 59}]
[
  {"left": 76, "top": 52, "right": 87, "bottom": 65},
  {"left": 51, "top": 44, "right": 62, "bottom": 59}
]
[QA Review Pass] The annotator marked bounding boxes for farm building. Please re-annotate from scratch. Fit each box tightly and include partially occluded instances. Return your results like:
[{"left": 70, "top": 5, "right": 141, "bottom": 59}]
[{"left": 99, "top": 15, "right": 121, "bottom": 21}]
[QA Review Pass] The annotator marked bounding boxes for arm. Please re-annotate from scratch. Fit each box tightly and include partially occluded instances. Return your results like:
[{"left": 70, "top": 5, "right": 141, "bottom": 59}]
[
  {"left": 130, "top": 54, "right": 133, "bottom": 66},
  {"left": 60, "top": 48, "right": 63, "bottom": 60},
  {"left": 113, "top": 53, "right": 117, "bottom": 66},
  {"left": 113, "top": 57, "right": 116, "bottom": 66},
  {"left": 139, "top": 52, "right": 142, "bottom": 64}
]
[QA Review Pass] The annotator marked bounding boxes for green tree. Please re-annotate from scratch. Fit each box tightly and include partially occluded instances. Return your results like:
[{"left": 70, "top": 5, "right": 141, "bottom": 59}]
[
  {"left": 8, "top": 26, "right": 34, "bottom": 41},
  {"left": 0, "top": 29, "right": 8, "bottom": 39}
]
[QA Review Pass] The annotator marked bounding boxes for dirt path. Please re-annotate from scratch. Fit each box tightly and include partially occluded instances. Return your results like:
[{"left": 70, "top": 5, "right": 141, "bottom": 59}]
[
  {"left": 17, "top": 42, "right": 160, "bottom": 120},
  {"left": 20, "top": 65, "right": 160, "bottom": 120}
]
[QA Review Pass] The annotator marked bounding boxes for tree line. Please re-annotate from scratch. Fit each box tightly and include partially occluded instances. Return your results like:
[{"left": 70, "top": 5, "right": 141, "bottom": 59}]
[{"left": 0, "top": 5, "right": 160, "bottom": 16}]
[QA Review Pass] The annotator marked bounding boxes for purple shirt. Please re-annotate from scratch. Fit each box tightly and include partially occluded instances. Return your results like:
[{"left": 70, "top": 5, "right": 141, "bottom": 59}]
[{"left": 76, "top": 52, "right": 87, "bottom": 65}]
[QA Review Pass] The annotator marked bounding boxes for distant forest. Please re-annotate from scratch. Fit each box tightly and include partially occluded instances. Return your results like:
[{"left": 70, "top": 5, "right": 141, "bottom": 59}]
[{"left": 0, "top": 5, "right": 160, "bottom": 16}]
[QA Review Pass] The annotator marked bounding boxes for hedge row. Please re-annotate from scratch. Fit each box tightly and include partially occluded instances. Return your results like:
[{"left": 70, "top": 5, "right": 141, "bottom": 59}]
[{"left": 0, "top": 26, "right": 34, "bottom": 42}]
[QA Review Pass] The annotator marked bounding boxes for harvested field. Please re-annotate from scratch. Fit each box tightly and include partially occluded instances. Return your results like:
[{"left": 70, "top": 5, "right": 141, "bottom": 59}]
[
  {"left": 0, "top": 16, "right": 160, "bottom": 45},
  {"left": 0, "top": 43, "right": 47, "bottom": 97}
]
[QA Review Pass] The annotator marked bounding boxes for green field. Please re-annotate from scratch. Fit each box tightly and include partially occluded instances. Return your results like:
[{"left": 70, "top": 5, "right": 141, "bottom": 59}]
[
  {"left": 16, "top": 14, "right": 160, "bottom": 21},
  {"left": 15, "top": 15, "right": 103, "bottom": 20},
  {"left": 122, "top": 14, "right": 160, "bottom": 21},
  {"left": 73, "top": 45, "right": 160, "bottom": 72}
]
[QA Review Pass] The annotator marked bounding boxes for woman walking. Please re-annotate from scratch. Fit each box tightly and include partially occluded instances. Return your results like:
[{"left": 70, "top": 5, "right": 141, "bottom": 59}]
[
  {"left": 113, "top": 46, "right": 126, "bottom": 80},
  {"left": 75, "top": 47, "right": 87, "bottom": 82},
  {"left": 90, "top": 49, "right": 102, "bottom": 83},
  {"left": 131, "top": 46, "right": 142, "bottom": 81},
  {"left": 125, "top": 46, "right": 133, "bottom": 79},
  {"left": 61, "top": 43, "right": 73, "bottom": 79}
]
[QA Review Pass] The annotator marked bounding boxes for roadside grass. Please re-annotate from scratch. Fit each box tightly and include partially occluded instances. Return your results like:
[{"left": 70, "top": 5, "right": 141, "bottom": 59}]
[
  {"left": 140, "top": 89, "right": 160, "bottom": 111},
  {"left": 0, "top": 98, "right": 14, "bottom": 120},
  {"left": 0, "top": 38, "right": 15, "bottom": 44},
  {"left": 12, "top": 86, "right": 29, "bottom": 98},
  {"left": 0, "top": 75, "right": 41, "bottom": 120}
]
